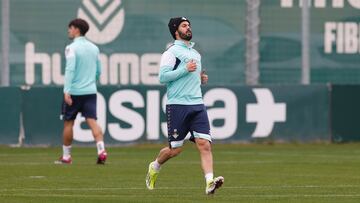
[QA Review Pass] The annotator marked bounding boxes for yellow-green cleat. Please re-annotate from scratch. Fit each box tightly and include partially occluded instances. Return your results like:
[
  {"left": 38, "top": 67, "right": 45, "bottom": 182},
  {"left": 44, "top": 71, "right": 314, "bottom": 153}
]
[
  {"left": 205, "top": 176, "right": 224, "bottom": 195},
  {"left": 146, "top": 162, "right": 159, "bottom": 190}
]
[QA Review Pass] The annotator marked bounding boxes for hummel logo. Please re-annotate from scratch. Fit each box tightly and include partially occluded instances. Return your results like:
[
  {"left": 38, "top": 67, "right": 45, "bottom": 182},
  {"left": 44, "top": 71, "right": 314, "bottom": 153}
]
[
  {"left": 77, "top": 0, "right": 125, "bottom": 44},
  {"left": 246, "top": 88, "right": 286, "bottom": 138}
]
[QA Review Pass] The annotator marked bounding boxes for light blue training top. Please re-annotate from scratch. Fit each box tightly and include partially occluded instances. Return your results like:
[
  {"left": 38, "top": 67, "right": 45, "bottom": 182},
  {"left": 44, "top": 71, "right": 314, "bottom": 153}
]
[
  {"left": 63, "top": 36, "right": 101, "bottom": 95},
  {"left": 159, "top": 40, "right": 203, "bottom": 105}
]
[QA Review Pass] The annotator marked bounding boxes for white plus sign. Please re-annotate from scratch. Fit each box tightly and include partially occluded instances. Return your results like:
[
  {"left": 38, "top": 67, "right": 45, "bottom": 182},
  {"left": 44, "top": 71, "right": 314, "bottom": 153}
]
[{"left": 246, "top": 88, "right": 286, "bottom": 138}]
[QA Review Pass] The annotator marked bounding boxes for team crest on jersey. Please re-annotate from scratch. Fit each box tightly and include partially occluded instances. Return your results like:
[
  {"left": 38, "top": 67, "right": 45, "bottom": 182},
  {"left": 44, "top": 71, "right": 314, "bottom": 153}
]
[{"left": 172, "top": 129, "right": 179, "bottom": 139}]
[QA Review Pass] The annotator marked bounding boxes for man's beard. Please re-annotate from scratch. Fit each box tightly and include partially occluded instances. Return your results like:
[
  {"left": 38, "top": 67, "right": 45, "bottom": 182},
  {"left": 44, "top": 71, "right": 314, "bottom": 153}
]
[{"left": 178, "top": 30, "right": 192, "bottom": 41}]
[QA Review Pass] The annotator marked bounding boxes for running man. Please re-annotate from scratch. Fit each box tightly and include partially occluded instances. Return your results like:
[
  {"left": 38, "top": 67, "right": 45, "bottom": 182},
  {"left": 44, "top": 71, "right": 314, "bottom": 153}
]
[
  {"left": 146, "top": 17, "right": 224, "bottom": 194},
  {"left": 55, "top": 18, "right": 107, "bottom": 164}
]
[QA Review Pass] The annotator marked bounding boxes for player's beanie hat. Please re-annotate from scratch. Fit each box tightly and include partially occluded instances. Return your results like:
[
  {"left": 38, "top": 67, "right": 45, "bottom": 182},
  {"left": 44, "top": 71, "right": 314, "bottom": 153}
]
[{"left": 168, "top": 17, "right": 190, "bottom": 39}]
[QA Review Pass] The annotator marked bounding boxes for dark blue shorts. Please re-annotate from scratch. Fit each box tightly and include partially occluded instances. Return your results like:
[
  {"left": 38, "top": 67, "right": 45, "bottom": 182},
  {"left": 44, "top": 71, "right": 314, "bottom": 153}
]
[
  {"left": 166, "top": 104, "right": 211, "bottom": 148},
  {"left": 61, "top": 94, "right": 97, "bottom": 121}
]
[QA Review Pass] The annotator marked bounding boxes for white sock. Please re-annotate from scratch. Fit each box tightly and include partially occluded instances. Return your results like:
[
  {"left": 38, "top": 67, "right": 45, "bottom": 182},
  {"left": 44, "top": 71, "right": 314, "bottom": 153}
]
[
  {"left": 62, "top": 145, "right": 72, "bottom": 159},
  {"left": 96, "top": 141, "right": 106, "bottom": 155},
  {"left": 205, "top": 173, "right": 214, "bottom": 183},
  {"left": 152, "top": 159, "right": 161, "bottom": 172}
]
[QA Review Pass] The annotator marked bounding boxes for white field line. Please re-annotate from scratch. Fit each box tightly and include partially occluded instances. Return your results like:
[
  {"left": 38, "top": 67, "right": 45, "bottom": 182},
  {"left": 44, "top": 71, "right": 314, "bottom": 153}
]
[
  {"left": 0, "top": 184, "right": 360, "bottom": 192},
  {"left": 0, "top": 160, "right": 360, "bottom": 168},
  {"left": 0, "top": 160, "right": 286, "bottom": 166},
  {"left": 1, "top": 193, "right": 360, "bottom": 199},
  {"left": 226, "top": 171, "right": 360, "bottom": 179},
  {"left": 0, "top": 152, "right": 141, "bottom": 157},
  {"left": 1, "top": 151, "right": 360, "bottom": 159}
]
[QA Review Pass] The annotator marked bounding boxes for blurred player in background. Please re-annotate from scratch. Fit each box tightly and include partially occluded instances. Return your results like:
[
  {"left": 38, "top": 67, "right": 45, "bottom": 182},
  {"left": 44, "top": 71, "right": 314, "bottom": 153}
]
[
  {"left": 55, "top": 18, "right": 107, "bottom": 165},
  {"left": 146, "top": 17, "right": 224, "bottom": 195}
]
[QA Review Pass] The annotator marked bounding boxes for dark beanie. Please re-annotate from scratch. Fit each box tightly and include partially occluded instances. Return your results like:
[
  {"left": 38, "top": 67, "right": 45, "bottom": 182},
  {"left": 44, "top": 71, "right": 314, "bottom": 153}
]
[{"left": 168, "top": 17, "right": 190, "bottom": 39}]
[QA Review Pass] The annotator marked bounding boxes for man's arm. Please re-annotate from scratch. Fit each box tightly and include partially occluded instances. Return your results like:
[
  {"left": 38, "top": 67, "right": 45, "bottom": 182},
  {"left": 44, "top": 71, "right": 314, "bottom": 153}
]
[
  {"left": 159, "top": 51, "right": 196, "bottom": 84},
  {"left": 200, "top": 70, "right": 208, "bottom": 84},
  {"left": 159, "top": 65, "right": 188, "bottom": 84},
  {"left": 96, "top": 54, "right": 101, "bottom": 81},
  {"left": 63, "top": 46, "right": 76, "bottom": 105}
]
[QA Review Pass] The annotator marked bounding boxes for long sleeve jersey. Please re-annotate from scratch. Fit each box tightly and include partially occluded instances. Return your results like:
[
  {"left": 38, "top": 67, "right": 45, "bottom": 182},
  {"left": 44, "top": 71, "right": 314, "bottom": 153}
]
[
  {"left": 159, "top": 40, "right": 203, "bottom": 105},
  {"left": 63, "top": 36, "right": 101, "bottom": 95}
]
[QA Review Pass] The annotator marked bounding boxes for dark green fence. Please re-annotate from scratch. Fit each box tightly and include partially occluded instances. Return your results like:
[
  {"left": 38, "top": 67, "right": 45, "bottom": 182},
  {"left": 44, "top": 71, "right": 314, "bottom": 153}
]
[
  {"left": 331, "top": 85, "right": 360, "bottom": 142},
  {"left": 22, "top": 87, "right": 63, "bottom": 145},
  {"left": 0, "top": 87, "right": 21, "bottom": 144},
  {"left": 2, "top": 84, "right": 360, "bottom": 145}
]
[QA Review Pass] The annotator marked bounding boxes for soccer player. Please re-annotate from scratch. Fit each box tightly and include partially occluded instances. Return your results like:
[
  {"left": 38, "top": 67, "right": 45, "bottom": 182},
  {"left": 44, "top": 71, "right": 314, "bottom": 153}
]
[
  {"left": 55, "top": 18, "right": 107, "bottom": 164},
  {"left": 146, "top": 17, "right": 224, "bottom": 195}
]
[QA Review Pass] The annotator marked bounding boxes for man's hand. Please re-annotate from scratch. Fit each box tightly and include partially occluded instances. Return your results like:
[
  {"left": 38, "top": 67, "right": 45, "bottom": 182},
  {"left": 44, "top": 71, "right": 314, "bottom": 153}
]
[
  {"left": 201, "top": 70, "right": 208, "bottom": 84},
  {"left": 186, "top": 59, "right": 197, "bottom": 72},
  {"left": 64, "top": 93, "right": 73, "bottom": 106}
]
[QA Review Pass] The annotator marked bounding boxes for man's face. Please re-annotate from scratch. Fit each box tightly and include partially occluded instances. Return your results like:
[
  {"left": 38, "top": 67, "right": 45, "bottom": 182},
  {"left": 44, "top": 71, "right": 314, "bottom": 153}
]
[
  {"left": 176, "top": 21, "right": 192, "bottom": 41},
  {"left": 67, "top": 26, "right": 79, "bottom": 39}
]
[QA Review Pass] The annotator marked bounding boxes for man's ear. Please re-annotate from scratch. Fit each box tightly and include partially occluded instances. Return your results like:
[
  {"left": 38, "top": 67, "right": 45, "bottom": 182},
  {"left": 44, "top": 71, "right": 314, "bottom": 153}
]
[
  {"left": 175, "top": 30, "right": 178, "bottom": 38},
  {"left": 75, "top": 27, "right": 81, "bottom": 35}
]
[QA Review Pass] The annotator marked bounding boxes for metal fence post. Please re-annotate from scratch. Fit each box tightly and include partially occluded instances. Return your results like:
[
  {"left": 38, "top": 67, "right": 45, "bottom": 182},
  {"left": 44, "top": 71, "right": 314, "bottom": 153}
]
[
  {"left": 301, "top": 0, "right": 310, "bottom": 84},
  {"left": 245, "top": 0, "right": 260, "bottom": 85},
  {"left": 1, "top": 0, "right": 10, "bottom": 87}
]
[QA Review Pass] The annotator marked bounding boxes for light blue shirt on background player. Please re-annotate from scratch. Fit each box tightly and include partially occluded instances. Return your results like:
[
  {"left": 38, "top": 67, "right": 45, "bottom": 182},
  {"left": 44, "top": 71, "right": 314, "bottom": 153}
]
[
  {"left": 159, "top": 40, "right": 203, "bottom": 105},
  {"left": 64, "top": 36, "right": 101, "bottom": 95}
]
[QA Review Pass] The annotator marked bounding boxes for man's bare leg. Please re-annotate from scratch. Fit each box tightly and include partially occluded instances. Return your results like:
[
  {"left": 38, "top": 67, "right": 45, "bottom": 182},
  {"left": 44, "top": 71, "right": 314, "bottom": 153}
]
[
  {"left": 62, "top": 120, "right": 74, "bottom": 159},
  {"left": 86, "top": 118, "right": 107, "bottom": 164},
  {"left": 54, "top": 120, "right": 74, "bottom": 164},
  {"left": 195, "top": 138, "right": 224, "bottom": 194},
  {"left": 146, "top": 146, "right": 182, "bottom": 190}
]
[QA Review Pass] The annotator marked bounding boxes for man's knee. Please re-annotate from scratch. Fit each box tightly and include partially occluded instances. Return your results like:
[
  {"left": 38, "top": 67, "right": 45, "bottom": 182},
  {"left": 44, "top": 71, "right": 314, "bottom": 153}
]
[
  {"left": 64, "top": 120, "right": 74, "bottom": 128},
  {"left": 196, "top": 138, "right": 212, "bottom": 152}
]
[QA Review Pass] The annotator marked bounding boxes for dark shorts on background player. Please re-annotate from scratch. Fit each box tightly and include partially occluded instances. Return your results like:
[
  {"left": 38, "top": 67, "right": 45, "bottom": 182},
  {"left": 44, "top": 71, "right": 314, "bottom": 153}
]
[
  {"left": 61, "top": 94, "right": 97, "bottom": 120},
  {"left": 166, "top": 104, "right": 211, "bottom": 148}
]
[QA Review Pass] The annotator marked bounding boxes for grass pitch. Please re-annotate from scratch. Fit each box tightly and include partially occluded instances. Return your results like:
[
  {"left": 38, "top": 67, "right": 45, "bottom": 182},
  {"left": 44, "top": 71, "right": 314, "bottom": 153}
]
[{"left": 0, "top": 143, "right": 360, "bottom": 202}]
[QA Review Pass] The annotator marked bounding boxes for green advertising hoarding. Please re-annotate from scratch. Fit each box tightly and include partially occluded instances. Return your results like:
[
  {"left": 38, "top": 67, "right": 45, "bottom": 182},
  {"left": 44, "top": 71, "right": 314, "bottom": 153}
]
[
  {"left": 5, "top": 0, "right": 360, "bottom": 87},
  {"left": 260, "top": 0, "right": 360, "bottom": 84},
  {"left": 6, "top": 84, "right": 360, "bottom": 145},
  {"left": 9, "top": 0, "right": 245, "bottom": 86},
  {"left": 20, "top": 85, "right": 329, "bottom": 145}
]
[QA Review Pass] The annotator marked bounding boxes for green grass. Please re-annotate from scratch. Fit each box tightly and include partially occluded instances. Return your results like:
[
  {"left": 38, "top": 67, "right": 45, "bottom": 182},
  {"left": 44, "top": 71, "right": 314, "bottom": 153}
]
[{"left": 0, "top": 143, "right": 360, "bottom": 202}]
